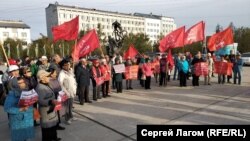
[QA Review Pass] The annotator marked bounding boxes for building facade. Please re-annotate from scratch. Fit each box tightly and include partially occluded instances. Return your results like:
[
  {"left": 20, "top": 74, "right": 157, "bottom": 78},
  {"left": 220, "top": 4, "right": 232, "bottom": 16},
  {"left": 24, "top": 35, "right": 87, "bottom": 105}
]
[
  {"left": 46, "top": 3, "right": 176, "bottom": 44},
  {"left": 0, "top": 20, "right": 31, "bottom": 44}
]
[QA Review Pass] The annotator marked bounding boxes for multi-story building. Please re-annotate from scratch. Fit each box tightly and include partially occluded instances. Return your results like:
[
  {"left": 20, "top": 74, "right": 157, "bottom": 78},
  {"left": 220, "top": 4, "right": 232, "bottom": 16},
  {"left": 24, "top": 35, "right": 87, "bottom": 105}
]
[
  {"left": 46, "top": 2, "right": 176, "bottom": 44},
  {"left": 0, "top": 20, "right": 31, "bottom": 44}
]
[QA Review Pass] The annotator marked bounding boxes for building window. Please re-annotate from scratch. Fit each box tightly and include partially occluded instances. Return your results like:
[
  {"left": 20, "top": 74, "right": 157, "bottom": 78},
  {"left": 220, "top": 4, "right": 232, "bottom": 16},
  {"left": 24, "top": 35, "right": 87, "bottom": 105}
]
[
  {"left": 3, "top": 32, "right": 9, "bottom": 37},
  {"left": 92, "top": 17, "right": 95, "bottom": 21},
  {"left": 70, "top": 14, "right": 73, "bottom": 18},
  {"left": 64, "top": 14, "right": 66, "bottom": 18},
  {"left": 21, "top": 32, "right": 27, "bottom": 38}
]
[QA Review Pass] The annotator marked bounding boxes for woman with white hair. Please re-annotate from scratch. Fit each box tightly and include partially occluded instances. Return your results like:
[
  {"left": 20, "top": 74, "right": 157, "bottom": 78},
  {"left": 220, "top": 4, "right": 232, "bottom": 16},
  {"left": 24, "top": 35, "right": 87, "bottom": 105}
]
[{"left": 35, "top": 70, "right": 60, "bottom": 141}]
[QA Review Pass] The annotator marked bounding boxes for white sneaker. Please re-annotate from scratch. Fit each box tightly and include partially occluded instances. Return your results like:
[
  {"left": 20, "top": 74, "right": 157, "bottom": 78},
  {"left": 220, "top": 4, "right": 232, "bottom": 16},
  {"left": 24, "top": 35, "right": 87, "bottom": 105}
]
[
  {"left": 65, "top": 120, "right": 72, "bottom": 125},
  {"left": 71, "top": 117, "right": 78, "bottom": 121}
]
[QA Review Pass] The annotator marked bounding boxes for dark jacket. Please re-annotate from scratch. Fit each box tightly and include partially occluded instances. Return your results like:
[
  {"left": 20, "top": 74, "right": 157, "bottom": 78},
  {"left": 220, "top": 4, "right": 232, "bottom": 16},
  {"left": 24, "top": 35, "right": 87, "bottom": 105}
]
[{"left": 75, "top": 63, "right": 90, "bottom": 86}]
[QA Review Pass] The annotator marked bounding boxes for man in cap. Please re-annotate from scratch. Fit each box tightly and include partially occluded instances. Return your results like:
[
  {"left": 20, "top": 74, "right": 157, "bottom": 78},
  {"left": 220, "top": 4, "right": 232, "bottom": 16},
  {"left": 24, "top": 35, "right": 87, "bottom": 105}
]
[
  {"left": 7, "top": 65, "right": 20, "bottom": 92},
  {"left": 38, "top": 56, "right": 50, "bottom": 71}
]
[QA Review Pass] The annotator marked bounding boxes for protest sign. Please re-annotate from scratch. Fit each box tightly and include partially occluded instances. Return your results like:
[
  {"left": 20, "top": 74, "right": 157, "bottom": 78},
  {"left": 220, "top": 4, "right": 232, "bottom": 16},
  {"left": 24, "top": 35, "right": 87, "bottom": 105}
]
[
  {"left": 194, "top": 62, "right": 208, "bottom": 76},
  {"left": 214, "top": 61, "right": 233, "bottom": 75},
  {"left": 125, "top": 65, "right": 139, "bottom": 80},
  {"left": 113, "top": 64, "right": 125, "bottom": 73},
  {"left": 18, "top": 89, "right": 38, "bottom": 107}
]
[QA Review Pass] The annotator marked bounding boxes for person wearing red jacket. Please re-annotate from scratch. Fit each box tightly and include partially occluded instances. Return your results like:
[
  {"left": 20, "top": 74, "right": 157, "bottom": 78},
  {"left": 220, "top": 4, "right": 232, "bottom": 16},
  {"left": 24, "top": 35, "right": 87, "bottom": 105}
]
[
  {"left": 91, "top": 59, "right": 102, "bottom": 101},
  {"left": 142, "top": 58, "right": 153, "bottom": 89},
  {"left": 100, "top": 58, "right": 111, "bottom": 98}
]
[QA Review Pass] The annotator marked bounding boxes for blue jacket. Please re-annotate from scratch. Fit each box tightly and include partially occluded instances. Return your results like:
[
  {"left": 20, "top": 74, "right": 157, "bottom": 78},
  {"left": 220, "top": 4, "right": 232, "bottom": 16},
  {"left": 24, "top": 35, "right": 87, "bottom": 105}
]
[
  {"left": 4, "top": 90, "right": 34, "bottom": 141},
  {"left": 233, "top": 58, "right": 243, "bottom": 72},
  {"left": 178, "top": 60, "right": 189, "bottom": 74}
]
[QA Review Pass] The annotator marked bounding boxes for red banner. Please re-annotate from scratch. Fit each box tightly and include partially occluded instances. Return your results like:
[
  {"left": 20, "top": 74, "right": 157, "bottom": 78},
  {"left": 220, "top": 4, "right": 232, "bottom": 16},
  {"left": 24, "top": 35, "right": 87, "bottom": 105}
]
[
  {"left": 72, "top": 29, "right": 100, "bottom": 61},
  {"left": 18, "top": 89, "right": 38, "bottom": 107},
  {"left": 54, "top": 101, "right": 62, "bottom": 111},
  {"left": 159, "top": 26, "right": 185, "bottom": 52},
  {"left": 52, "top": 16, "right": 79, "bottom": 42},
  {"left": 95, "top": 77, "right": 104, "bottom": 86},
  {"left": 123, "top": 44, "right": 139, "bottom": 59},
  {"left": 207, "top": 27, "right": 234, "bottom": 51},
  {"left": 125, "top": 65, "right": 139, "bottom": 80},
  {"left": 194, "top": 62, "right": 208, "bottom": 76},
  {"left": 151, "top": 61, "right": 160, "bottom": 73},
  {"left": 214, "top": 61, "right": 233, "bottom": 75},
  {"left": 184, "top": 21, "right": 205, "bottom": 45},
  {"left": 57, "top": 91, "right": 68, "bottom": 102}
]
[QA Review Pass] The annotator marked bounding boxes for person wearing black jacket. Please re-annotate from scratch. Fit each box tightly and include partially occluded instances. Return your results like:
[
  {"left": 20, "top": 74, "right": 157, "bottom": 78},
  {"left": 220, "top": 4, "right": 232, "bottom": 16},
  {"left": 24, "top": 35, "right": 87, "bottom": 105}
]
[
  {"left": 191, "top": 52, "right": 204, "bottom": 86},
  {"left": 75, "top": 58, "right": 91, "bottom": 105}
]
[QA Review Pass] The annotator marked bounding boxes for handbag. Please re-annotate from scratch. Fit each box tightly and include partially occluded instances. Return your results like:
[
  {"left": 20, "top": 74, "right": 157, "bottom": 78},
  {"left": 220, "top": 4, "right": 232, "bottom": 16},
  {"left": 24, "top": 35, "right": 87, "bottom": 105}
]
[{"left": 141, "top": 74, "right": 146, "bottom": 80}]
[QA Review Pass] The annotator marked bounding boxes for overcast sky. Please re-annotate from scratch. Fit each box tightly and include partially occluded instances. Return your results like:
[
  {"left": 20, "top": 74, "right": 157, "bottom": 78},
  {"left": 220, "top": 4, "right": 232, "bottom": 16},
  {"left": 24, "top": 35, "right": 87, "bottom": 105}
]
[{"left": 0, "top": 0, "right": 249, "bottom": 40}]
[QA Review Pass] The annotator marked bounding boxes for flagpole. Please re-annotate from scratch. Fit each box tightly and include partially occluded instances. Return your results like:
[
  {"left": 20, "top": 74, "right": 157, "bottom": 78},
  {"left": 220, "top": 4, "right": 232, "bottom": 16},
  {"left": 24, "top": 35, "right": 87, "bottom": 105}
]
[
  {"left": 72, "top": 39, "right": 78, "bottom": 73},
  {"left": 0, "top": 43, "right": 10, "bottom": 66},
  {"left": 99, "top": 46, "right": 104, "bottom": 57},
  {"left": 62, "top": 41, "right": 65, "bottom": 58},
  {"left": 7, "top": 43, "right": 10, "bottom": 58}
]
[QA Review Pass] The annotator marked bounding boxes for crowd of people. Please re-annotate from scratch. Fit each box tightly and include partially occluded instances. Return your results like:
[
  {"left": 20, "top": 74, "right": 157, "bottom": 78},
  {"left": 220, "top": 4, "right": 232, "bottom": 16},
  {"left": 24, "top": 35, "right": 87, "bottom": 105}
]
[{"left": 0, "top": 50, "right": 243, "bottom": 141}]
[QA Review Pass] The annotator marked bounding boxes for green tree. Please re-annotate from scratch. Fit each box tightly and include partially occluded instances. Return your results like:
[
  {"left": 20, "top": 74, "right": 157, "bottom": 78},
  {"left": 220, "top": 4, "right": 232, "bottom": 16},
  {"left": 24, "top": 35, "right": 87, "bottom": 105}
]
[
  {"left": 122, "top": 33, "right": 152, "bottom": 54},
  {"left": 234, "top": 27, "right": 250, "bottom": 53}
]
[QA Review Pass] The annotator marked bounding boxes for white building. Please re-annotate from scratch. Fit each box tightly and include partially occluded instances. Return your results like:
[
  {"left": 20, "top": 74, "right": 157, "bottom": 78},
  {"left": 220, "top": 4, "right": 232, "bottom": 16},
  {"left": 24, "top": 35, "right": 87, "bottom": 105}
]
[
  {"left": 46, "top": 2, "right": 176, "bottom": 44},
  {"left": 0, "top": 20, "right": 31, "bottom": 44}
]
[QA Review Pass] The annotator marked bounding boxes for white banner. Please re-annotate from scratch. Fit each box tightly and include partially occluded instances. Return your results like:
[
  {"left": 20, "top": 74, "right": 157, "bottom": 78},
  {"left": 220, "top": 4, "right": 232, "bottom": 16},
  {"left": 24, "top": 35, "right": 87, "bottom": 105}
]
[{"left": 113, "top": 64, "right": 125, "bottom": 73}]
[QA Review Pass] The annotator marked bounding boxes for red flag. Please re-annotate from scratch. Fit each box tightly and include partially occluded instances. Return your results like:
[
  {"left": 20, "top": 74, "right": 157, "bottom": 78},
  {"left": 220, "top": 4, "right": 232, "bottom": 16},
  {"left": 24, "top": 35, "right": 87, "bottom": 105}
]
[
  {"left": 52, "top": 16, "right": 79, "bottom": 42},
  {"left": 123, "top": 44, "right": 139, "bottom": 59},
  {"left": 159, "top": 26, "right": 185, "bottom": 52},
  {"left": 184, "top": 21, "right": 205, "bottom": 45},
  {"left": 207, "top": 27, "right": 234, "bottom": 51},
  {"left": 72, "top": 29, "right": 100, "bottom": 61},
  {"left": 167, "top": 49, "right": 174, "bottom": 70}
]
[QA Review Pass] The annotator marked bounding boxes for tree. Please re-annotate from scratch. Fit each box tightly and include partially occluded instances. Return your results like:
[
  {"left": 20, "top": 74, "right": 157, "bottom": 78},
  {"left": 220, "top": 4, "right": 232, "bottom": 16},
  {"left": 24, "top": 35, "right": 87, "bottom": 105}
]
[
  {"left": 121, "top": 33, "right": 152, "bottom": 55},
  {"left": 234, "top": 27, "right": 250, "bottom": 53}
]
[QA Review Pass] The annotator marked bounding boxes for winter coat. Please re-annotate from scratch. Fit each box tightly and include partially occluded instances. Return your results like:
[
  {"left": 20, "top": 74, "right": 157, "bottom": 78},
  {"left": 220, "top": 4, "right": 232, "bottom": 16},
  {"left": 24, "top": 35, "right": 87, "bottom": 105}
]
[
  {"left": 58, "top": 69, "right": 77, "bottom": 98},
  {"left": 35, "top": 83, "right": 58, "bottom": 128},
  {"left": 75, "top": 63, "right": 90, "bottom": 86},
  {"left": 178, "top": 60, "right": 189, "bottom": 74},
  {"left": 4, "top": 90, "right": 35, "bottom": 141}
]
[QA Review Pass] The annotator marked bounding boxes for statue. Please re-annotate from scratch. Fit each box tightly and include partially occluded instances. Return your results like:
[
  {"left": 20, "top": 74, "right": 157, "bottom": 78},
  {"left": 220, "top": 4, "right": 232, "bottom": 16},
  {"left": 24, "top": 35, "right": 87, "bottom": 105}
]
[{"left": 107, "top": 21, "right": 127, "bottom": 57}]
